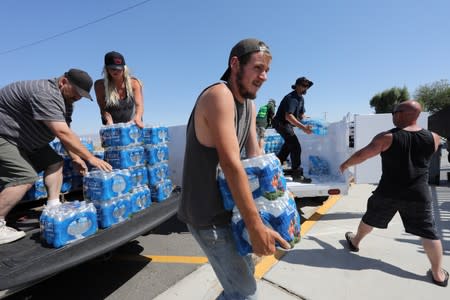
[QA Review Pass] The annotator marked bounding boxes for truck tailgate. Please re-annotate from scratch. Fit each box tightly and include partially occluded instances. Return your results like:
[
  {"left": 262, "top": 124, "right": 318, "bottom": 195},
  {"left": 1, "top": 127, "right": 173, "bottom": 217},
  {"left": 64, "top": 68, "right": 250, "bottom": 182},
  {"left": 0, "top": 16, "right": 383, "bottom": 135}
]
[{"left": 0, "top": 191, "right": 180, "bottom": 293}]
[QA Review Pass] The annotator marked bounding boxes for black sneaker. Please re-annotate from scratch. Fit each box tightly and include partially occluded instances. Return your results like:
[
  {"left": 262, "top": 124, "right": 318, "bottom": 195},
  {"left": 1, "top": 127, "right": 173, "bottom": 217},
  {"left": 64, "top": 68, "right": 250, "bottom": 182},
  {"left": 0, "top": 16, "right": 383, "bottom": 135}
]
[{"left": 292, "top": 175, "right": 312, "bottom": 183}]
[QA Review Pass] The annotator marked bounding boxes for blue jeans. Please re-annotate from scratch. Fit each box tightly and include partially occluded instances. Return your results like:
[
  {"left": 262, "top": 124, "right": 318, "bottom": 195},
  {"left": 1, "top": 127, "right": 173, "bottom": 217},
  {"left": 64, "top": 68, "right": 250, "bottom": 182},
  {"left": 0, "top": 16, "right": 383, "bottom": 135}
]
[{"left": 187, "top": 224, "right": 257, "bottom": 300}]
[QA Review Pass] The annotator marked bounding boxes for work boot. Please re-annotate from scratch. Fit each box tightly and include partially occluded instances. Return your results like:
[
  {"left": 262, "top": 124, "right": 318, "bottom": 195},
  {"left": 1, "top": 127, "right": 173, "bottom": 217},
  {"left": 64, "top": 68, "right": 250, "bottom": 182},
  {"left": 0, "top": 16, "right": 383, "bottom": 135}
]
[
  {"left": 292, "top": 169, "right": 312, "bottom": 183},
  {"left": 0, "top": 221, "right": 26, "bottom": 245}
]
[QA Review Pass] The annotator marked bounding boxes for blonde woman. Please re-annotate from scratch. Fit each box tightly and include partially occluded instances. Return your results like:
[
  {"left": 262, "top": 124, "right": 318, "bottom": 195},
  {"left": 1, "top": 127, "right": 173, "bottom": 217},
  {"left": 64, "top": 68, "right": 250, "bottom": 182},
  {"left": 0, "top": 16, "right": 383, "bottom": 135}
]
[{"left": 94, "top": 51, "right": 144, "bottom": 128}]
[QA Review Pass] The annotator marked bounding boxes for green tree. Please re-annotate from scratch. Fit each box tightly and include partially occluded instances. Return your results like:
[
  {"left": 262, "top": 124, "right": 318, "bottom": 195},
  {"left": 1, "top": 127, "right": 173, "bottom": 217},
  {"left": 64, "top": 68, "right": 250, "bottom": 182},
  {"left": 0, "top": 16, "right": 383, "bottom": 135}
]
[
  {"left": 414, "top": 79, "right": 450, "bottom": 113},
  {"left": 369, "top": 87, "right": 410, "bottom": 113}
]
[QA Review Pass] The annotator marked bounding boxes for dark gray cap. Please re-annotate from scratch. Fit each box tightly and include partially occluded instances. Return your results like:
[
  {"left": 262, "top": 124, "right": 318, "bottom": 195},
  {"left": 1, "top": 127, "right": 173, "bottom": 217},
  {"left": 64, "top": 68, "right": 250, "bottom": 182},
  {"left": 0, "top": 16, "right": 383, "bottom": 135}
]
[
  {"left": 220, "top": 38, "right": 271, "bottom": 81},
  {"left": 64, "top": 68, "right": 93, "bottom": 100}
]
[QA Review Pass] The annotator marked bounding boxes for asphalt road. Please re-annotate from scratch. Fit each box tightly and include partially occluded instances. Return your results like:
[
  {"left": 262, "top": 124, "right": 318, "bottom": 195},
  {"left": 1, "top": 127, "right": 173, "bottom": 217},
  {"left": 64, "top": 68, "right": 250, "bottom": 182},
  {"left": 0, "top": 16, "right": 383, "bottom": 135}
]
[{"left": 4, "top": 215, "right": 204, "bottom": 300}]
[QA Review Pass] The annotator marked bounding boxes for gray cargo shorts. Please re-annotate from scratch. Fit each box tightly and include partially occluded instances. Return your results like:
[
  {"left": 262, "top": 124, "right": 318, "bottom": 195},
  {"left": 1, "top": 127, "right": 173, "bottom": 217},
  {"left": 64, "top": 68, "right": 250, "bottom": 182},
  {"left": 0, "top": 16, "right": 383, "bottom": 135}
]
[{"left": 0, "top": 137, "right": 63, "bottom": 189}]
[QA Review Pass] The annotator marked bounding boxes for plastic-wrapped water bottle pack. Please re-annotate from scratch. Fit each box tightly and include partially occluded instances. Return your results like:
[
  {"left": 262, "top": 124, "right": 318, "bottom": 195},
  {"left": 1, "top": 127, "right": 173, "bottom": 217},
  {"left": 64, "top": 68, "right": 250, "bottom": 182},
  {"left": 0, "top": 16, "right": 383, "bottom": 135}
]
[
  {"left": 151, "top": 179, "right": 173, "bottom": 202},
  {"left": 130, "top": 186, "right": 152, "bottom": 213},
  {"left": 100, "top": 123, "right": 143, "bottom": 148},
  {"left": 218, "top": 153, "right": 286, "bottom": 210},
  {"left": 143, "top": 126, "right": 169, "bottom": 145},
  {"left": 40, "top": 201, "right": 98, "bottom": 248},
  {"left": 83, "top": 169, "right": 132, "bottom": 201},
  {"left": 231, "top": 191, "right": 301, "bottom": 256},
  {"left": 301, "top": 118, "right": 329, "bottom": 135},
  {"left": 104, "top": 145, "right": 146, "bottom": 169},
  {"left": 144, "top": 144, "right": 169, "bottom": 166},
  {"left": 263, "top": 134, "right": 284, "bottom": 154},
  {"left": 94, "top": 194, "right": 132, "bottom": 228},
  {"left": 129, "top": 165, "right": 149, "bottom": 188},
  {"left": 308, "top": 155, "right": 330, "bottom": 176}
]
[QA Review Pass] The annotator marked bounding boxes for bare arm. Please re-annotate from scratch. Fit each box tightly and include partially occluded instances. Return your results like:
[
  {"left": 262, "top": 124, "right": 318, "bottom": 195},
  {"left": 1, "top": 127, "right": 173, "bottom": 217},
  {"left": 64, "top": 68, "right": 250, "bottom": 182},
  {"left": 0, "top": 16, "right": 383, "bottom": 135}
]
[
  {"left": 285, "top": 112, "right": 312, "bottom": 134},
  {"left": 431, "top": 132, "right": 441, "bottom": 152},
  {"left": 94, "top": 80, "right": 113, "bottom": 125},
  {"left": 44, "top": 120, "right": 112, "bottom": 172},
  {"left": 132, "top": 78, "right": 144, "bottom": 128},
  {"left": 197, "top": 85, "right": 289, "bottom": 255},
  {"left": 340, "top": 131, "right": 392, "bottom": 173}
]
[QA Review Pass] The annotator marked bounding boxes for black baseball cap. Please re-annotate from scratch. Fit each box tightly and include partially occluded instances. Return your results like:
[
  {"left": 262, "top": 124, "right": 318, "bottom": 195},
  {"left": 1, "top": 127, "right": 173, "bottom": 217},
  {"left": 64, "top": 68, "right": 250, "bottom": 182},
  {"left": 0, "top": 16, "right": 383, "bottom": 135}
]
[
  {"left": 64, "top": 69, "right": 93, "bottom": 100},
  {"left": 104, "top": 51, "right": 126, "bottom": 70},
  {"left": 291, "top": 77, "right": 314, "bottom": 89},
  {"left": 220, "top": 38, "right": 271, "bottom": 81}
]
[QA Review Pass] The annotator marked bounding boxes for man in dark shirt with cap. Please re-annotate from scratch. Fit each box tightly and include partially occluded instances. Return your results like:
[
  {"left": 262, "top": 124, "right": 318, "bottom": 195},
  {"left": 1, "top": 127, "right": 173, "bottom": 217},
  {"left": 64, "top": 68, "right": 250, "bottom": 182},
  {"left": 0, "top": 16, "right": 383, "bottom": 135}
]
[
  {"left": 0, "top": 69, "right": 112, "bottom": 245},
  {"left": 272, "top": 77, "right": 313, "bottom": 183}
]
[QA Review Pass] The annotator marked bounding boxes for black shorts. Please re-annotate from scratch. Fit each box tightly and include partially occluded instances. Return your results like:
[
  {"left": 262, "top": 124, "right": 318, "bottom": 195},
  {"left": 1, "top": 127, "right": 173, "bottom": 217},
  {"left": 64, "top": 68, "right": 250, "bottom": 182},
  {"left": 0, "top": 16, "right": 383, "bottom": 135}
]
[{"left": 362, "top": 190, "right": 439, "bottom": 240}]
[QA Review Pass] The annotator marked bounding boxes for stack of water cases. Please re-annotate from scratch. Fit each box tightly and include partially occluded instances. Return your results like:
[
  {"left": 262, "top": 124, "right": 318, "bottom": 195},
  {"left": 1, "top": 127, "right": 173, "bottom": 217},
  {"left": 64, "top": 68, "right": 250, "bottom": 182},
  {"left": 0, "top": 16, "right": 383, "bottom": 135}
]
[
  {"left": 40, "top": 201, "right": 97, "bottom": 248},
  {"left": 143, "top": 126, "right": 172, "bottom": 202},
  {"left": 83, "top": 123, "right": 151, "bottom": 228},
  {"left": 263, "top": 133, "right": 284, "bottom": 154},
  {"left": 21, "top": 138, "right": 95, "bottom": 202},
  {"left": 217, "top": 153, "right": 301, "bottom": 256}
]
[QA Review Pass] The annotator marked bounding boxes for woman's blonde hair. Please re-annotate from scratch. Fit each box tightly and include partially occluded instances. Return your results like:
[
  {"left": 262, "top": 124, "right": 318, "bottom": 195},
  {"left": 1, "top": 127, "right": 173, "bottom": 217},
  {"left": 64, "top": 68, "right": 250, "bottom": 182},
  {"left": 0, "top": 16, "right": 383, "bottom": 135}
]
[{"left": 102, "top": 65, "right": 141, "bottom": 107}]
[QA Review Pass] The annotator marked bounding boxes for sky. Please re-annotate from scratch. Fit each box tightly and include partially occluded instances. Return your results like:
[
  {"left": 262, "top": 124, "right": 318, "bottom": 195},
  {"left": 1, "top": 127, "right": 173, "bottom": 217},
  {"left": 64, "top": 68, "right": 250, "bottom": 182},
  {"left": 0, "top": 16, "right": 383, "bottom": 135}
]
[{"left": 1, "top": 0, "right": 449, "bottom": 135}]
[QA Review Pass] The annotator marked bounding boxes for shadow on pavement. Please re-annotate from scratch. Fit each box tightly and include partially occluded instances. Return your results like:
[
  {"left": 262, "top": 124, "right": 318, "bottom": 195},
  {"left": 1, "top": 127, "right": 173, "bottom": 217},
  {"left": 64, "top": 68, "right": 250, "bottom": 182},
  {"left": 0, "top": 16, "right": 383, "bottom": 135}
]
[{"left": 282, "top": 236, "right": 428, "bottom": 283}]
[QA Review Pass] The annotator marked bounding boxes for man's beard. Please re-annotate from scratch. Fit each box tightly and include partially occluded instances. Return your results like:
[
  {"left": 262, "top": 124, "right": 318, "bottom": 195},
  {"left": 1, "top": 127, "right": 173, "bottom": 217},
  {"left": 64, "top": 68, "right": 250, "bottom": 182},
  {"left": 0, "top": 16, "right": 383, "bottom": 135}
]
[{"left": 236, "top": 69, "right": 257, "bottom": 100}]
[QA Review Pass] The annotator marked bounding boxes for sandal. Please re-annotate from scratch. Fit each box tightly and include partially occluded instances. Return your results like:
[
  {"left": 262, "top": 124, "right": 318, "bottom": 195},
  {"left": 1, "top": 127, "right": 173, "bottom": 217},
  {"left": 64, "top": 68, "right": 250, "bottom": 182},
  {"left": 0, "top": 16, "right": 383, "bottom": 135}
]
[{"left": 345, "top": 232, "right": 359, "bottom": 252}]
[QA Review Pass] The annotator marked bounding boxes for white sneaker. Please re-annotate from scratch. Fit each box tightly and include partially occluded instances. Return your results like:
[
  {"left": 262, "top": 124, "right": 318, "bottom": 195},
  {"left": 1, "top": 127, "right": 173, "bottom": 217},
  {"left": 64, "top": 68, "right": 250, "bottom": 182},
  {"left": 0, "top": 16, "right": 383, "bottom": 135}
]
[{"left": 0, "top": 223, "right": 26, "bottom": 245}]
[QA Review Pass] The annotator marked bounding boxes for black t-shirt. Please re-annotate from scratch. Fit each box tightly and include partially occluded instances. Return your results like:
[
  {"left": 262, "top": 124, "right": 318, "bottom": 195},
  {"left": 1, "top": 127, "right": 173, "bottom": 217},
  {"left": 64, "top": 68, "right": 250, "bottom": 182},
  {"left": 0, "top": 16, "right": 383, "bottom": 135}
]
[
  {"left": 376, "top": 128, "right": 435, "bottom": 196},
  {"left": 273, "top": 90, "right": 305, "bottom": 127}
]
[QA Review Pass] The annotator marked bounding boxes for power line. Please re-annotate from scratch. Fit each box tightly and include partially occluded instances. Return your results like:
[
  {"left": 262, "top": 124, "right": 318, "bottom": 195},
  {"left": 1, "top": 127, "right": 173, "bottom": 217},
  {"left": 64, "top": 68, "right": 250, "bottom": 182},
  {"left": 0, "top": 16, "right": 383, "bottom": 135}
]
[{"left": 0, "top": 0, "right": 154, "bottom": 56}]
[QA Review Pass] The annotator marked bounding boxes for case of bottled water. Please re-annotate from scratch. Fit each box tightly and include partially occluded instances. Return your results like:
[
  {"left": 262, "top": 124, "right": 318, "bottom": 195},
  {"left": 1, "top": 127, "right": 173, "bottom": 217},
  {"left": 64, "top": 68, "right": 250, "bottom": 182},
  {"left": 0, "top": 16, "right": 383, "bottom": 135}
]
[
  {"left": 147, "top": 163, "right": 170, "bottom": 186},
  {"left": 23, "top": 177, "right": 47, "bottom": 202},
  {"left": 50, "top": 138, "right": 94, "bottom": 155},
  {"left": 130, "top": 165, "right": 149, "bottom": 188},
  {"left": 100, "top": 123, "right": 142, "bottom": 148},
  {"left": 104, "top": 145, "right": 146, "bottom": 169},
  {"left": 218, "top": 153, "right": 287, "bottom": 210},
  {"left": 40, "top": 201, "right": 98, "bottom": 248},
  {"left": 80, "top": 137, "right": 95, "bottom": 153},
  {"left": 218, "top": 173, "right": 261, "bottom": 211},
  {"left": 301, "top": 118, "right": 329, "bottom": 136},
  {"left": 151, "top": 179, "right": 172, "bottom": 202},
  {"left": 231, "top": 192, "right": 300, "bottom": 256},
  {"left": 308, "top": 155, "right": 330, "bottom": 176},
  {"left": 143, "top": 126, "right": 169, "bottom": 145},
  {"left": 95, "top": 195, "right": 132, "bottom": 228},
  {"left": 61, "top": 176, "right": 72, "bottom": 193},
  {"left": 130, "top": 186, "right": 152, "bottom": 213},
  {"left": 144, "top": 144, "right": 169, "bottom": 165},
  {"left": 83, "top": 169, "right": 132, "bottom": 201},
  {"left": 263, "top": 134, "right": 284, "bottom": 154}
]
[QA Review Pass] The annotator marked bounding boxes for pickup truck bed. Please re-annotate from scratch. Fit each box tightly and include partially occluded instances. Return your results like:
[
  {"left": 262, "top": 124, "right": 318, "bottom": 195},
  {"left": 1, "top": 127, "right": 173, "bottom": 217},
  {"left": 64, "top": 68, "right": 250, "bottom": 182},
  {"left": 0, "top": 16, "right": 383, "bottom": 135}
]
[{"left": 0, "top": 190, "right": 180, "bottom": 296}]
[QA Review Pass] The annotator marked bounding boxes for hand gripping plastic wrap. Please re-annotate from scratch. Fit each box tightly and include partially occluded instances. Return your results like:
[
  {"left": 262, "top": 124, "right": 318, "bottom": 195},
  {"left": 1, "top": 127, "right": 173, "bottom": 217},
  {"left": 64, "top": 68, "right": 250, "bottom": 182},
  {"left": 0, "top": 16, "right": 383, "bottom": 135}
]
[
  {"left": 301, "top": 118, "right": 329, "bottom": 135},
  {"left": 231, "top": 191, "right": 301, "bottom": 256}
]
